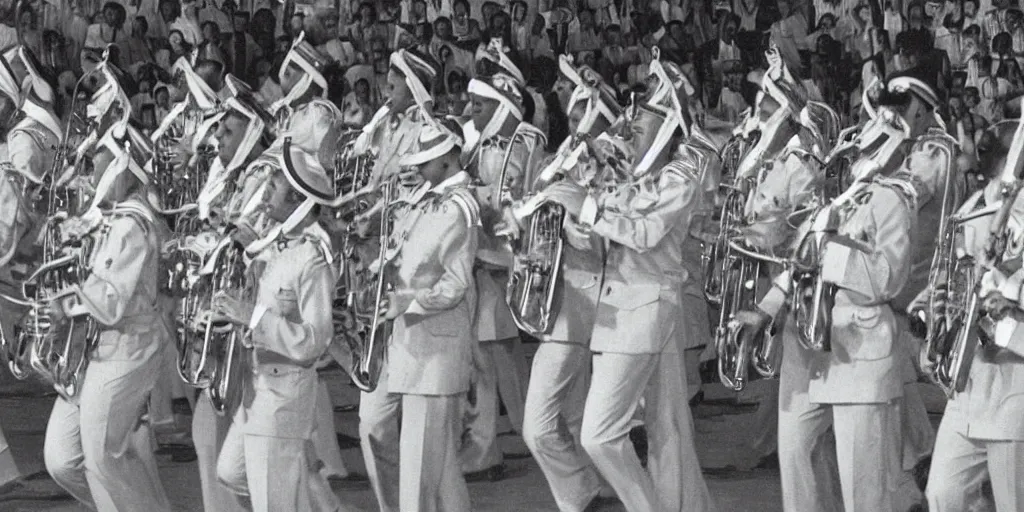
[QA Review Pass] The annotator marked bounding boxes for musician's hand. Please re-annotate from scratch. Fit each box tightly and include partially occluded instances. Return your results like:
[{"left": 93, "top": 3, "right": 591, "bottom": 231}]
[
  {"left": 563, "top": 220, "right": 592, "bottom": 250},
  {"left": 494, "top": 208, "right": 522, "bottom": 239},
  {"left": 382, "top": 290, "right": 415, "bottom": 320},
  {"left": 212, "top": 291, "right": 255, "bottom": 327},
  {"left": 983, "top": 291, "right": 1016, "bottom": 321},
  {"left": 732, "top": 309, "right": 772, "bottom": 331},
  {"left": 46, "top": 297, "right": 68, "bottom": 324}
]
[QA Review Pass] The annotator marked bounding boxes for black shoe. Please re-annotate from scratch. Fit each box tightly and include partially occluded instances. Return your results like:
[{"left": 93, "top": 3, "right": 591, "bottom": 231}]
[
  {"left": 0, "top": 478, "right": 72, "bottom": 503},
  {"left": 157, "top": 443, "right": 198, "bottom": 463},
  {"left": 335, "top": 433, "right": 361, "bottom": 450},
  {"left": 503, "top": 451, "right": 532, "bottom": 460},
  {"left": 583, "top": 495, "right": 621, "bottom": 511},
  {"left": 328, "top": 473, "right": 369, "bottom": 483},
  {"left": 629, "top": 426, "right": 648, "bottom": 468},
  {"left": 689, "top": 390, "right": 705, "bottom": 408},
  {"left": 333, "top": 404, "right": 358, "bottom": 413},
  {"left": 753, "top": 452, "right": 779, "bottom": 470},
  {"left": 463, "top": 464, "right": 504, "bottom": 482}
]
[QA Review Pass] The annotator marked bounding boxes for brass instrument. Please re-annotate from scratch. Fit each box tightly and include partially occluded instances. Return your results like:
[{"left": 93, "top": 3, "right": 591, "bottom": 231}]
[
  {"left": 0, "top": 63, "right": 96, "bottom": 389},
  {"left": 337, "top": 177, "right": 399, "bottom": 392},
  {"left": 921, "top": 123, "right": 1006, "bottom": 397},
  {"left": 787, "top": 207, "right": 837, "bottom": 352},
  {"left": 498, "top": 126, "right": 556, "bottom": 335}
]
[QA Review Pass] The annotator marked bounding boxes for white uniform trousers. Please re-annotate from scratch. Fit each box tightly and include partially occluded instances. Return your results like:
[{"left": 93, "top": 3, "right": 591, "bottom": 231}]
[
  {"left": 44, "top": 351, "right": 173, "bottom": 512},
  {"left": 193, "top": 392, "right": 247, "bottom": 512},
  {"left": 581, "top": 350, "right": 713, "bottom": 512},
  {"left": 148, "top": 342, "right": 182, "bottom": 429},
  {"left": 926, "top": 407, "right": 1024, "bottom": 512},
  {"left": 216, "top": 419, "right": 344, "bottom": 512},
  {"left": 460, "top": 336, "right": 529, "bottom": 472},
  {"left": 0, "top": 423, "right": 20, "bottom": 486},
  {"left": 359, "top": 367, "right": 471, "bottom": 512},
  {"left": 522, "top": 342, "right": 602, "bottom": 512},
  {"left": 312, "top": 376, "right": 349, "bottom": 479},
  {"left": 777, "top": 323, "right": 844, "bottom": 512}
]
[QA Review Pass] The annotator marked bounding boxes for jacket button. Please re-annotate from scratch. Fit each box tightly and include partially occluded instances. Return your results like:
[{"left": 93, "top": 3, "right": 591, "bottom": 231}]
[
  {"left": 606, "top": 286, "right": 612, "bottom": 294},
  {"left": 272, "top": 368, "right": 279, "bottom": 375}
]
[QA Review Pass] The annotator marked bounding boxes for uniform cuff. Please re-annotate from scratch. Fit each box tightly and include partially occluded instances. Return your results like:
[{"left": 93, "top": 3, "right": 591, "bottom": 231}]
[
  {"left": 249, "top": 304, "right": 269, "bottom": 330},
  {"left": 579, "top": 195, "right": 599, "bottom": 227},
  {"left": 759, "top": 282, "right": 789, "bottom": 319}
]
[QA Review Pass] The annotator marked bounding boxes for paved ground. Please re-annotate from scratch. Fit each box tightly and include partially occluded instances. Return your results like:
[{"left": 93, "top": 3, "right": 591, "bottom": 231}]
[{"left": 0, "top": 346, "right": 949, "bottom": 512}]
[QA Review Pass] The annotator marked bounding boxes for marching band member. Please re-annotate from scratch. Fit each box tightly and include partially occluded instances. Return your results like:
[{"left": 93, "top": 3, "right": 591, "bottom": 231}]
[
  {"left": 569, "top": 56, "right": 714, "bottom": 512},
  {"left": 190, "top": 87, "right": 274, "bottom": 512},
  {"left": 0, "top": 46, "right": 70, "bottom": 504},
  {"left": 511, "top": 58, "right": 619, "bottom": 511},
  {"left": 352, "top": 47, "right": 440, "bottom": 189},
  {"left": 734, "top": 53, "right": 843, "bottom": 482},
  {"left": 211, "top": 141, "right": 344, "bottom": 512},
  {"left": 919, "top": 120, "right": 1024, "bottom": 511},
  {"left": 43, "top": 113, "right": 174, "bottom": 511},
  {"left": 461, "top": 65, "right": 543, "bottom": 478},
  {"left": 257, "top": 35, "right": 354, "bottom": 484},
  {"left": 358, "top": 120, "right": 478, "bottom": 512},
  {"left": 735, "top": 69, "right": 954, "bottom": 512}
]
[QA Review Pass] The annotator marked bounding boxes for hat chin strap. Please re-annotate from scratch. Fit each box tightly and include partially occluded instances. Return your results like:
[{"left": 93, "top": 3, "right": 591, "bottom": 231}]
[
  {"left": 276, "top": 74, "right": 314, "bottom": 117},
  {"left": 634, "top": 106, "right": 682, "bottom": 176},
  {"left": 245, "top": 198, "right": 314, "bottom": 255},
  {"left": 87, "top": 134, "right": 148, "bottom": 214}
]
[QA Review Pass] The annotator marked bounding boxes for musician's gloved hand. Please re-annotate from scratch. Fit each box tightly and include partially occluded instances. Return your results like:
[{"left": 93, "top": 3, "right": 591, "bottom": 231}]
[
  {"left": 739, "top": 216, "right": 791, "bottom": 252},
  {"left": 382, "top": 290, "right": 416, "bottom": 320},
  {"left": 983, "top": 291, "right": 1016, "bottom": 321},
  {"left": 906, "top": 291, "right": 932, "bottom": 338},
  {"left": 494, "top": 207, "right": 522, "bottom": 239},
  {"left": 563, "top": 219, "right": 593, "bottom": 251},
  {"left": 731, "top": 309, "right": 772, "bottom": 332},
  {"left": 212, "top": 291, "right": 255, "bottom": 327},
  {"left": 45, "top": 297, "right": 69, "bottom": 324}
]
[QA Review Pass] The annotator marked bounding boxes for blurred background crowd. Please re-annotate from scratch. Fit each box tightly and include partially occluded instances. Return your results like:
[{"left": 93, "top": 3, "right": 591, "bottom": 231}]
[{"left": 0, "top": 0, "right": 1018, "bottom": 152}]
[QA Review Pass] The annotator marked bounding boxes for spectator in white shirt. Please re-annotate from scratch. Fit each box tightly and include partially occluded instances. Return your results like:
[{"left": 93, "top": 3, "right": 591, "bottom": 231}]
[
  {"left": 167, "top": 0, "right": 203, "bottom": 45},
  {"left": 85, "top": 2, "right": 130, "bottom": 50},
  {"left": 769, "top": 0, "right": 808, "bottom": 74}
]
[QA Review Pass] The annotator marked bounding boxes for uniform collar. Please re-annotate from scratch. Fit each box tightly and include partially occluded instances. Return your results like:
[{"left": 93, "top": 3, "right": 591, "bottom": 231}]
[{"left": 427, "top": 170, "right": 470, "bottom": 195}]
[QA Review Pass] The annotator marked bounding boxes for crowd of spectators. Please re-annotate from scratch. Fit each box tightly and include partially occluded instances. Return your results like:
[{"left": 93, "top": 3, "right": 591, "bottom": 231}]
[{"left": 0, "top": 0, "right": 1020, "bottom": 151}]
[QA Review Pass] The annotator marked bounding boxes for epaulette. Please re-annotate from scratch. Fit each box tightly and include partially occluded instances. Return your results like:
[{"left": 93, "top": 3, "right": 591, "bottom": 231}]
[
  {"left": 661, "top": 159, "right": 700, "bottom": 183},
  {"left": 440, "top": 186, "right": 481, "bottom": 230},
  {"left": 9, "top": 118, "right": 56, "bottom": 152},
  {"left": 110, "top": 198, "right": 157, "bottom": 237},
  {"left": 514, "top": 122, "right": 549, "bottom": 150}
]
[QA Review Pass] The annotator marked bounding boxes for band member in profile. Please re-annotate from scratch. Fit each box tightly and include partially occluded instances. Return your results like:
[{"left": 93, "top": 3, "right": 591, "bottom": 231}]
[
  {"left": 0, "top": 46, "right": 71, "bottom": 503},
  {"left": 565, "top": 56, "right": 714, "bottom": 512},
  {"left": 189, "top": 87, "right": 274, "bottom": 512},
  {"left": 358, "top": 120, "right": 478, "bottom": 512},
  {"left": 43, "top": 110, "right": 174, "bottom": 510},
  {"left": 461, "top": 64, "right": 544, "bottom": 479},
  {"left": 211, "top": 142, "right": 343, "bottom": 512},
  {"left": 917, "top": 121, "right": 1024, "bottom": 511},
  {"left": 509, "top": 56, "right": 619, "bottom": 511},
  {"left": 735, "top": 69, "right": 955, "bottom": 512},
  {"left": 352, "top": 48, "right": 441, "bottom": 188}
]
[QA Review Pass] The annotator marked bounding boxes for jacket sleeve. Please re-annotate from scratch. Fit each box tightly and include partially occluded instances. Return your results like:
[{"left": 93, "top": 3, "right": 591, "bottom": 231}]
[
  {"left": 591, "top": 170, "right": 698, "bottom": 253},
  {"left": 250, "top": 252, "right": 337, "bottom": 366},
  {"left": 820, "top": 188, "right": 914, "bottom": 304},
  {"left": 66, "top": 217, "right": 151, "bottom": 326},
  {"left": 406, "top": 204, "right": 479, "bottom": 318}
]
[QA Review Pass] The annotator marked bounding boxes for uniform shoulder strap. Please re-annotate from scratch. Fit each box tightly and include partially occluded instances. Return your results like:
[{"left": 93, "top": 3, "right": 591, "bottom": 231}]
[{"left": 442, "top": 186, "right": 482, "bottom": 230}]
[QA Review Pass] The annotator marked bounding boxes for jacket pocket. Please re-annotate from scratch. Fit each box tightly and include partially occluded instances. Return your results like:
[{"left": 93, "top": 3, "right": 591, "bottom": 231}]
[
  {"left": 832, "top": 304, "right": 893, "bottom": 361},
  {"left": 420, "top": 310, "right": 461, "bottom": 337},
  {"left": 601, "top": 283, "right": 661, "bottom": 310}
]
